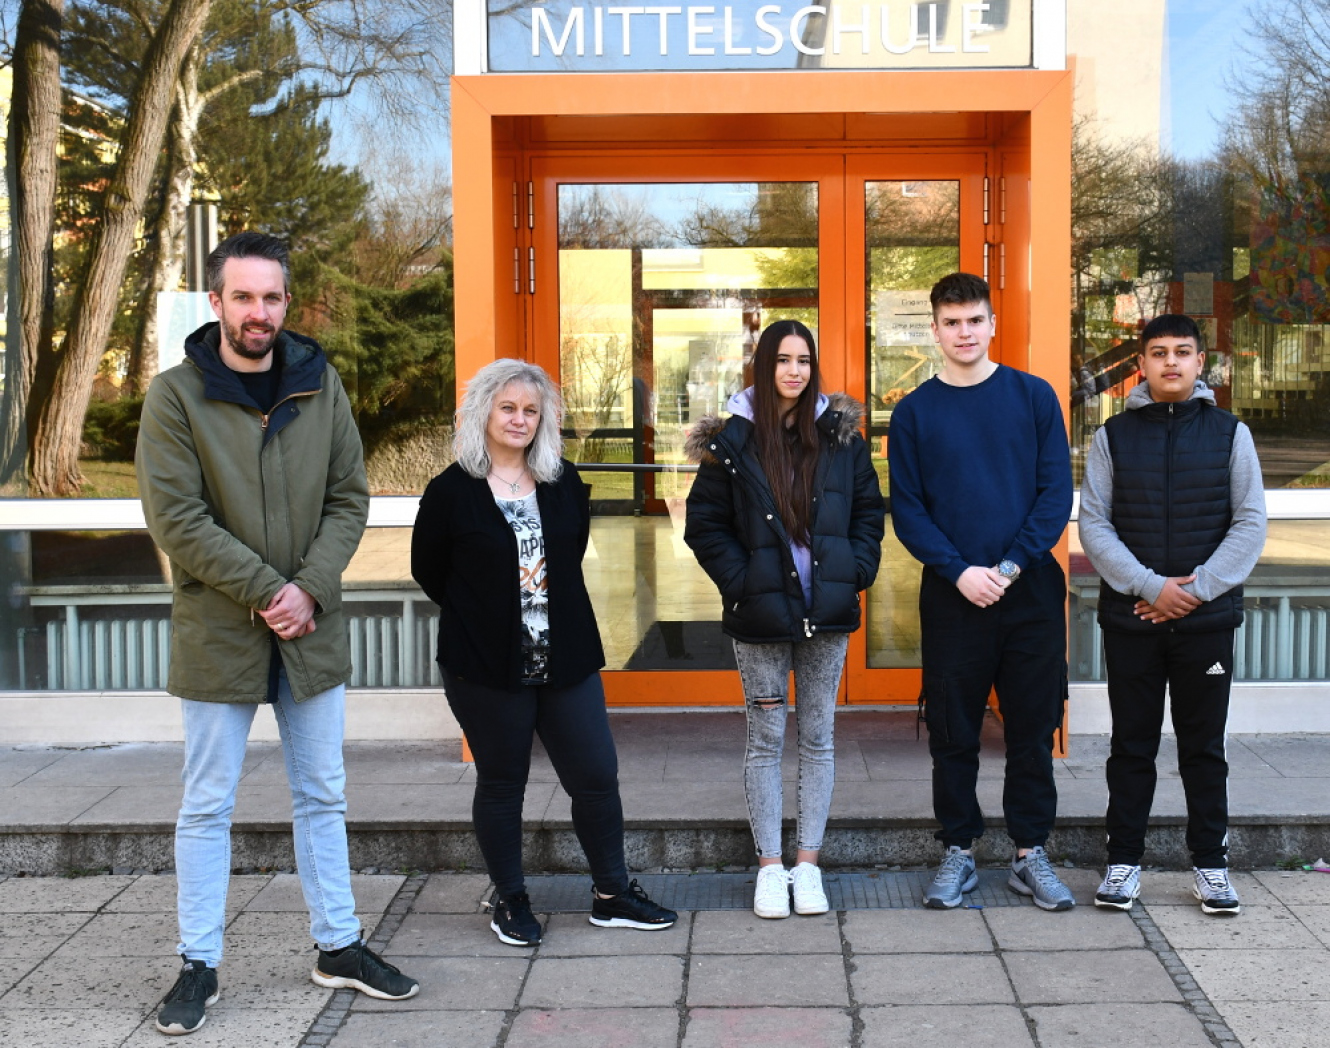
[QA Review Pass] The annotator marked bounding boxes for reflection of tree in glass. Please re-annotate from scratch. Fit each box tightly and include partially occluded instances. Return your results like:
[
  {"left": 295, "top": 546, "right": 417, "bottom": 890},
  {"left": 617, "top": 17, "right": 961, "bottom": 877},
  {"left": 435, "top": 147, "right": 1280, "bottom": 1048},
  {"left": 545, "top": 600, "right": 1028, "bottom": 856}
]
[
  {"left": 559, "top": 186, "right": 669, "bottom": 249},
  {"left": 562, "top": 331, "right": 632, "bottom": 464},
  {"left": 866, "top": 181, "right": 960, "bottom": 291},
  {"left": 1071, "top": 117, "right": 1175, "bottom": 364}
]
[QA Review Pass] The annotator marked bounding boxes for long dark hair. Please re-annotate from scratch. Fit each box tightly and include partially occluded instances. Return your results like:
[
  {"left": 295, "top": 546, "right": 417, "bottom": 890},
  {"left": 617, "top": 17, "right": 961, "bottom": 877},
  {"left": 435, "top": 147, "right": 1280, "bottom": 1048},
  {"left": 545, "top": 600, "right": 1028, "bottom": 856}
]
[{"left": 749, "top": 319, "right": 821, "bottom": 543}]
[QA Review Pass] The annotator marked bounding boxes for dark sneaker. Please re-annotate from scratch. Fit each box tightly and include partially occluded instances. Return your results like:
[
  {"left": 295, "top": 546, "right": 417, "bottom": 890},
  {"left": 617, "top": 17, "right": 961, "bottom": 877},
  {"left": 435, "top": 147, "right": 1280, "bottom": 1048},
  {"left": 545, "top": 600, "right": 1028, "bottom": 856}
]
[
  {"left": 922, "top": 846, "right": 978, "bottom": 909},
  {"left": 1095, "top": 864, "right": 1142, "bottom": 911},
  {"left": 1193, "top": 867, "right": 1241, "bottom": 916},
  {"left": 589, "top": 879, "right": 678, "bottom": 930},
  {"left": 488, "top": 891, "right": 542, "bottom": 946},
  {"left": 1008, "top": 846, "right": 1076, "bottom": 911},
  {"left": 311, "top": 938, "right": 419, "bottom": 1000},
  {"left": 155, "top": 958, "right": 218, "bottom": 1035}
]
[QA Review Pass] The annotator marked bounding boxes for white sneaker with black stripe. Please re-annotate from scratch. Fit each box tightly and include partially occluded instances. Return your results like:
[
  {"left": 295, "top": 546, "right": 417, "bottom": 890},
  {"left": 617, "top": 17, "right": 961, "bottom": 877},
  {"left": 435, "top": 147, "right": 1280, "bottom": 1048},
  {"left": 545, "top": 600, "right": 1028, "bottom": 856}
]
[
  {"left": 1193, "top": 867, "right": 1241, "bottom": 915},
  {"left": 1094, "top": 864, "right": 1142, "bottom": 911}
]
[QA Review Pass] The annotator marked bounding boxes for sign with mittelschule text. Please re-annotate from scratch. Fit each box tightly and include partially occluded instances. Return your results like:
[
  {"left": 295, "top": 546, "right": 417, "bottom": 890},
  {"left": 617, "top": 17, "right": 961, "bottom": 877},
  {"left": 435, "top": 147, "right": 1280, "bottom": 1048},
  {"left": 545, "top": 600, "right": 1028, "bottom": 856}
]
[{"left": 487, "top": 0, "right": 1034, "bottom": 73}]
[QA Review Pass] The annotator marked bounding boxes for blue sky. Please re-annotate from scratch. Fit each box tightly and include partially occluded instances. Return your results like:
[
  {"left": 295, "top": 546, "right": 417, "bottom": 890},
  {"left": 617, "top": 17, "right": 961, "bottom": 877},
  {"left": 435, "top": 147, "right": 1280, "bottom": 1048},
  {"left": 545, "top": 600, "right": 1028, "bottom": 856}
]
[{"left": 1166, "top": 0, "right": 1256, "bottom": 160}]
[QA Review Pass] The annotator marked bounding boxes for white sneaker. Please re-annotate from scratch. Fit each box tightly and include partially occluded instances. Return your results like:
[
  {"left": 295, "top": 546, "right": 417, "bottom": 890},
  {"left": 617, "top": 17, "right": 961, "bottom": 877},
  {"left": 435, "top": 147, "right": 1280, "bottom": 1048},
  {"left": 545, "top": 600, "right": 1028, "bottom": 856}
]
[
  {"left": 790, "top": 862, "right": 829, "bottom": 915},
  {"left": 753, "top": 864, "right": 791, "bottom": 919},
  {"left": 1193, "top": 867, "right": 1241, "bottom": 916}
]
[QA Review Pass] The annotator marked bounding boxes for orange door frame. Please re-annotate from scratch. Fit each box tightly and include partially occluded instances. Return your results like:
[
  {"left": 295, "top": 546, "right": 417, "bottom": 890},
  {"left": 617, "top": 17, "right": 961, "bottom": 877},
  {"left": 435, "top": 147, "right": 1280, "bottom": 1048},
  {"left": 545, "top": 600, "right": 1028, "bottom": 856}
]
[{"left": 451, "top": 69, "right": 1074, "bottom": 707}]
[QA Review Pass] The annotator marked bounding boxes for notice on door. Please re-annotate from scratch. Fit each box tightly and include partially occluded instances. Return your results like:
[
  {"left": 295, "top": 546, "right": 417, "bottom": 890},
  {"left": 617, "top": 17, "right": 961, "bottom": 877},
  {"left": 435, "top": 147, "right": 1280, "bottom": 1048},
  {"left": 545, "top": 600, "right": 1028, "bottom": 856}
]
[{"left": 875, "top": 290, "right": 934, "bottom": 346}]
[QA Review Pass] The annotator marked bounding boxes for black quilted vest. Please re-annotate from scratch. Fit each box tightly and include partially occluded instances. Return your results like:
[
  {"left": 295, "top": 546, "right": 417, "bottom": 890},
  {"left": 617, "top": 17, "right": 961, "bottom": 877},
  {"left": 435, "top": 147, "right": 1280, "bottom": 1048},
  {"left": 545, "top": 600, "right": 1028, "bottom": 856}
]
[{"left": 1097, "top": 397, "right": 1244, "bottom": 633}]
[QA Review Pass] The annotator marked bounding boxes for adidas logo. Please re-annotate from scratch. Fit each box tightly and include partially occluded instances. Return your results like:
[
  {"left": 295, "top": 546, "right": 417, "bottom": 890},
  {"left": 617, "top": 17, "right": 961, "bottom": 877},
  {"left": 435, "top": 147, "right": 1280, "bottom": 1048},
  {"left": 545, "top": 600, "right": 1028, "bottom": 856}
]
[{"left": 1206, "top": 662, "right": 1226, "bottom": 676}]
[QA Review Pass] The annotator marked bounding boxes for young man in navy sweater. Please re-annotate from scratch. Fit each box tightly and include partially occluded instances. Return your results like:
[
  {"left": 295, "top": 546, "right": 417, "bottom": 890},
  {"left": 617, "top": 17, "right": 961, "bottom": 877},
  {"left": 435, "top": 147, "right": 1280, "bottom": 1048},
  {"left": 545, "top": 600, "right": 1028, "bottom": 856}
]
[
  {"left": 1079, "top": 314, "right": 1265, "bottom": 915},
  {"left": 889, "top": 273, "right": 1075, "bottom": 911}
]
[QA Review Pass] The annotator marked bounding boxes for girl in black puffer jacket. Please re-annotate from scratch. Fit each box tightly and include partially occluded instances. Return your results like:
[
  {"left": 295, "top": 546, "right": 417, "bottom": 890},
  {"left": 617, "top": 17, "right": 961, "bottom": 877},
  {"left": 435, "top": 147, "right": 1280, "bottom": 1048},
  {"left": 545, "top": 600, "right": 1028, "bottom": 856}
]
[{"left": 684, "top": 319, "right": 886, "bottom": 920}]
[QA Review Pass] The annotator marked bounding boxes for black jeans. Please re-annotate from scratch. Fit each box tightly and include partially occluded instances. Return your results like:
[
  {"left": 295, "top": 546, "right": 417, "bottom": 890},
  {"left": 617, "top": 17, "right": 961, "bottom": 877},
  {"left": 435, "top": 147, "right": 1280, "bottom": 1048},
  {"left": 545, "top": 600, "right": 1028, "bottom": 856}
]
[
  {"left": 919, "top": 559, "right": 1067, "bottom": 851},
  {"left": 442, "top": 669, "right": 629, "bottom": 898},
  {"left": 1104, "top": 628, "right": 1234, "bottom": 868}
]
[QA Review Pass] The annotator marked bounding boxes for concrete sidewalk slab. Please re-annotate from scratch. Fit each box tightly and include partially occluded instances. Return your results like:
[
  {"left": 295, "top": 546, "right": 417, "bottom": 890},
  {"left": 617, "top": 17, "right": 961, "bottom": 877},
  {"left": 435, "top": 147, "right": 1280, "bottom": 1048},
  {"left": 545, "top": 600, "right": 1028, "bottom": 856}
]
[
  {"left": 507, "top": 1007, "right": 680, "bottom": 1048},
  {"left": 684, "top": 1006, "right": 853, "bottom": 1047},
  {"left": 331, "top": 1010, "right": 507, "bottom": 1048},
  {"left": 854, "top": 953, "right": 1013, "bottom": 1006},
  {"left": 521, "top": 955, "right": 684, "bottom": 1009},
  {"left": 1025, "top": 1002, "right": 1213, "bottom": 1048},
  {"left": 1004, "top": 949, "right": 1181, "bottom": 1004},
  {"left": 859, "top": 1004, "right": 1033, "bottom": 1048},
  {"left": 687, "top": 952, "right": 850, "bottom": 1007},
  {"left": 690, "top": 909, "right": 842, "bottom": 953}
]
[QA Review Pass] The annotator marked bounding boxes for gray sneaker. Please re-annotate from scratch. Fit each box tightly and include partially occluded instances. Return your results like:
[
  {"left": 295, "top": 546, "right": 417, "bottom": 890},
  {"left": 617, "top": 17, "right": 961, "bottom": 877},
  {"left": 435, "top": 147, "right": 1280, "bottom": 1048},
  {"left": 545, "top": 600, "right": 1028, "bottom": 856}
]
[
  {"left": 1008, "top": 846, "right": 1075, "bottom": 911},
  {"left": 923, "top": 846, "right": 978, "bottom": 909}
]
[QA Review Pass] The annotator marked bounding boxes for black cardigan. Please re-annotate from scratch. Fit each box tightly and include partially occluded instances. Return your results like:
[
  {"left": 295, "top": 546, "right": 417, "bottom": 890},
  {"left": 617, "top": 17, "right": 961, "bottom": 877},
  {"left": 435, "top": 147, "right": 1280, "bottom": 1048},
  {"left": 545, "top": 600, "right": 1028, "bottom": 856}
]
[{"left": 411, "top": 460, "right": 606, "bottom": 690}]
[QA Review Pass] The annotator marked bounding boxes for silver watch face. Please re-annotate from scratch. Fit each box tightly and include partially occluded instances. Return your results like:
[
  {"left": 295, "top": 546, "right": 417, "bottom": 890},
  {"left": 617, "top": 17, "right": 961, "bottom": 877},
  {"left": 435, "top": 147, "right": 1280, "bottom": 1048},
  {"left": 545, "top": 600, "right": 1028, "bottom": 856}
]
[{"left": 998, "top": 560, "right": 1020, "bottom": 579}]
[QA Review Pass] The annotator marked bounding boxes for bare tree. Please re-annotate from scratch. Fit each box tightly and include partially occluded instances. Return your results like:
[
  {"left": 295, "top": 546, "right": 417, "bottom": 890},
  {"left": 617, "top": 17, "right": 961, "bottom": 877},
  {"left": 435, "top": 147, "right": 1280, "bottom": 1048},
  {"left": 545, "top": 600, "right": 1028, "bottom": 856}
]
[{"left": 1, "top": 0, "right": 63, "bottom": 492}]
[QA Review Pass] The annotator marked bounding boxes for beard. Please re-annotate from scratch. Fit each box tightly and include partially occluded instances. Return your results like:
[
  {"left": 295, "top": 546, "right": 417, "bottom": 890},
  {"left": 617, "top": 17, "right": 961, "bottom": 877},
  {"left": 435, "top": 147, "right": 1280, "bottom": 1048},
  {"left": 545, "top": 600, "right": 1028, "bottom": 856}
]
[{"left": 222, "top": 317, "right": 281, "bottom": 361}]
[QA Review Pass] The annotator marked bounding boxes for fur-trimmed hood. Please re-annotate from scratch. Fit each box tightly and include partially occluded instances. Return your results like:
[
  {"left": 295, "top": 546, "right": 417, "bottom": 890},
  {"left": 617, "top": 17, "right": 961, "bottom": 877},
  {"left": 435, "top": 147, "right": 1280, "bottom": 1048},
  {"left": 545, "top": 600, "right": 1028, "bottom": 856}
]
[{"left": 685, "top": 391, "right": 866, "bottom": 465}]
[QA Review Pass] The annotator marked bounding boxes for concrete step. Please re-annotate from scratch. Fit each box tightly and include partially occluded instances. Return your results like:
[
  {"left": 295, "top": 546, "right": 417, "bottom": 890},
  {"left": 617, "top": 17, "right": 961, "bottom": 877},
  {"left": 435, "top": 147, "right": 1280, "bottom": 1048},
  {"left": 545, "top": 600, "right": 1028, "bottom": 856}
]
[{"left": 3, "top": 712, "right": 1328, "bottom": 875}]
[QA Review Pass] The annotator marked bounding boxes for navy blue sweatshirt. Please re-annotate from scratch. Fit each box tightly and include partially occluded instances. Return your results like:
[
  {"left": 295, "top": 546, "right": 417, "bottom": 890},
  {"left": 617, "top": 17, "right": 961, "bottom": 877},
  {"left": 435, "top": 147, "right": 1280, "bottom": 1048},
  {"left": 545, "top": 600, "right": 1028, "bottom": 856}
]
[{"left": 888, "top": 364, "right": 1072, "bottom": 583}]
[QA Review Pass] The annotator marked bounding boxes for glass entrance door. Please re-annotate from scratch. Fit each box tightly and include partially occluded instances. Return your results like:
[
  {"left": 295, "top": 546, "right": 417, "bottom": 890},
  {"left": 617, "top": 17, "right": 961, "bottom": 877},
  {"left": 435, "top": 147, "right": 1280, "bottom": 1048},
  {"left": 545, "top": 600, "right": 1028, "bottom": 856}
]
[{"left": 532, "top": 154, "right": 986, "bottom": 704}]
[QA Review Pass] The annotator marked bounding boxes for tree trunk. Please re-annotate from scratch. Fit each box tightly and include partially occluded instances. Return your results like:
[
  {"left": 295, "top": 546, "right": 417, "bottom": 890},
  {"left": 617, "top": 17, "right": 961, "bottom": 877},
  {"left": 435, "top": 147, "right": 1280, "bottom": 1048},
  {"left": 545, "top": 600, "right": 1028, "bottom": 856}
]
[
  {"left": 29, "top": 0, "right": 212, "bottom": 496},
  {"left": 129, "top": 44, "right": 203, "bottom": 396},
  {"left": 0, "top": 0, "right": 64, "bottom": 493}
]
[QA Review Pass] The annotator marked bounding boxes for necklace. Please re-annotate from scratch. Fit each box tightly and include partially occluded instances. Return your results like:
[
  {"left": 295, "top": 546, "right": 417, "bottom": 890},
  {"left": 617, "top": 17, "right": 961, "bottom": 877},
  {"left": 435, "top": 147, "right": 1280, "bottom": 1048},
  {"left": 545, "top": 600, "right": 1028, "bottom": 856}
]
[{"left": 490, "top": 466, "right": 527, "bottom": 495}]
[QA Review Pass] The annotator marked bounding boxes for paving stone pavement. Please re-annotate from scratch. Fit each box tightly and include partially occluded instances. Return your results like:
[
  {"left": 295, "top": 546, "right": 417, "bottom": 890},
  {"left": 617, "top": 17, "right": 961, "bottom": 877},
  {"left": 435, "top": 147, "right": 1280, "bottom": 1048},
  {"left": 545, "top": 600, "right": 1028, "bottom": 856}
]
[{"left": 2, "top": 866, "right": 1327, "bottom": 1047}]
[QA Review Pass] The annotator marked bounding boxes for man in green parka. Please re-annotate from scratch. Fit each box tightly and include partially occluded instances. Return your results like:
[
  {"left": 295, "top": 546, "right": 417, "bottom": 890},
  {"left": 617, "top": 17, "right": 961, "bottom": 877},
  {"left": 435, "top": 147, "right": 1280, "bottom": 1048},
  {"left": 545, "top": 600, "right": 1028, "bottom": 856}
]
[{"left": 136, "top": 232, "right": 419, "bottom": 1036}]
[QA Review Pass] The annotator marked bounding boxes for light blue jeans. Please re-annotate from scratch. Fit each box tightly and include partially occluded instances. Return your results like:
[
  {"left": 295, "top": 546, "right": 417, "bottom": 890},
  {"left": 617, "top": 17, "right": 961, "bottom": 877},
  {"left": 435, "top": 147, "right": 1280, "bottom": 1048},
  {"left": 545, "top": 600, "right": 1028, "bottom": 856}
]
[
  {"left": 733, "top": 631, "right": 849, "bottom": 860},
  {"left": 175, "top": 670, "right": 360, "bottom": 967}
]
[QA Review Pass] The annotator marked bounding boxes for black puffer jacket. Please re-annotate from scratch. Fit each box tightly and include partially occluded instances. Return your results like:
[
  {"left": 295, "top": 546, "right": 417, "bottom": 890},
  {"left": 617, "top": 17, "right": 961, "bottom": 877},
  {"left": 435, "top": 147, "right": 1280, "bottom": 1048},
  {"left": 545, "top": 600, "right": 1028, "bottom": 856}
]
[{"left": 684, "top": 394, "right": 886, "bottom": 643}]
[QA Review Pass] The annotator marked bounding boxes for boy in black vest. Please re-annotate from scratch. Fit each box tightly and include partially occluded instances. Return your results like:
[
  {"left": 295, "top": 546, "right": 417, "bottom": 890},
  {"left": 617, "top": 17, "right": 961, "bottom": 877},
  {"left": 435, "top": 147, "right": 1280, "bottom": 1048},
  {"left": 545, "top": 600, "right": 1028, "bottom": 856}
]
[{"left": 1079, "top": 314, "right": 1266, "bottom": 915}]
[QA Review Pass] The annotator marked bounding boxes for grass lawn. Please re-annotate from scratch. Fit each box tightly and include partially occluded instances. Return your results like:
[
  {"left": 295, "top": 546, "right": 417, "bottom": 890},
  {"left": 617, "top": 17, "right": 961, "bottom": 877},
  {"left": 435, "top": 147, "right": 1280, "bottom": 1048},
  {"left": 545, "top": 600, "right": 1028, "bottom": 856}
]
[{"left": 77, "top": 460, "right": 140, "bottom": 498}]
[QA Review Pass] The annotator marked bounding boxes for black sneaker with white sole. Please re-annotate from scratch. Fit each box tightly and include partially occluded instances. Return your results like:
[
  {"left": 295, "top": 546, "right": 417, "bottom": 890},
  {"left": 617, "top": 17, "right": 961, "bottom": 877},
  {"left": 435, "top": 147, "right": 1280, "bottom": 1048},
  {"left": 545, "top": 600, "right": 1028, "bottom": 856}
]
[
  {"left": 155, "top": 958, "right": 218, "bottom": 1035},
  {"left": 589, "top": 879, "right": 678, "bottom": 930},
  {"left": 311, "top": 938, "right": 420, "bottom": 999},
  {"left": 488, "top": 890, "right": 543, "bottom": 946}
]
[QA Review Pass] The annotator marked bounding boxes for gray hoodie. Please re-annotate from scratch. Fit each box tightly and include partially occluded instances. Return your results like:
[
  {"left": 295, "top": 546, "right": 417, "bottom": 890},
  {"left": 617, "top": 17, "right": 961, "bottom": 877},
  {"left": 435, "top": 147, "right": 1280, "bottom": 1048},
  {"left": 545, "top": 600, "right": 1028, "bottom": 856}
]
[{"left": 1079, "top": 379, "right": 1267, "bottom": 607}]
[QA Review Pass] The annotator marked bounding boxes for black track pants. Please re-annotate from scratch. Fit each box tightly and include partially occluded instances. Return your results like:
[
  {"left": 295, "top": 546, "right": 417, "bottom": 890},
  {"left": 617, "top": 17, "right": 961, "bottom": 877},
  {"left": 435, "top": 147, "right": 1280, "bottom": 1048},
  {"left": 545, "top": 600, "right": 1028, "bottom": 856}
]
[{"left": 1103, "top": 628, "right": 1234, "bottom": 868}]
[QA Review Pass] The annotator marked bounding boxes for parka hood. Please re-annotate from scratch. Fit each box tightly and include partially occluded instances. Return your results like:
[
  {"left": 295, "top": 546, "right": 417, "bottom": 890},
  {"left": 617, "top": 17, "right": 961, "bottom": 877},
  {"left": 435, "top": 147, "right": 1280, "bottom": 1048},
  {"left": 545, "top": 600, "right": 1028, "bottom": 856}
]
[
  {"left": 685, "top": 390, "right": 866, "bottom": 465},
  {"left": 184, "top": 321, "right": 328, "bottom": 406}
]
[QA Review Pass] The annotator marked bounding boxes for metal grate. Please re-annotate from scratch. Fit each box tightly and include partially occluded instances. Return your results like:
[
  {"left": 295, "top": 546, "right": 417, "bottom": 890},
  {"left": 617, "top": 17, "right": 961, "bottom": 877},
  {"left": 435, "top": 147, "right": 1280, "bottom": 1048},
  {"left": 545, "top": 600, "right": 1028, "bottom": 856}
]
[{"left": 517, "top": 869, "right": 1032, "bottom": 912}]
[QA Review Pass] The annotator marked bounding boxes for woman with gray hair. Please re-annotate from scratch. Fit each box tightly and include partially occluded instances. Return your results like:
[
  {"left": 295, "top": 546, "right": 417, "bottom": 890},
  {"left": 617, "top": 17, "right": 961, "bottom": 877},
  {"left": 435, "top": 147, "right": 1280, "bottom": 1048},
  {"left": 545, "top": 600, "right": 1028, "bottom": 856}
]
[{"left": 411, "top": 358, "right": 676, "bottom": 947}]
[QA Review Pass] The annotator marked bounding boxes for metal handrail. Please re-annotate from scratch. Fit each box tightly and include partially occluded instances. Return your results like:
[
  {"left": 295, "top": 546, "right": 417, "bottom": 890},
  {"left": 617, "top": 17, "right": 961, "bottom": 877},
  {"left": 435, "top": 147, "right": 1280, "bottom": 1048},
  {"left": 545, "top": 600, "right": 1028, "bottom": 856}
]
[{"left": 3, "top": 482, "right": 1329, "bottom": 530}]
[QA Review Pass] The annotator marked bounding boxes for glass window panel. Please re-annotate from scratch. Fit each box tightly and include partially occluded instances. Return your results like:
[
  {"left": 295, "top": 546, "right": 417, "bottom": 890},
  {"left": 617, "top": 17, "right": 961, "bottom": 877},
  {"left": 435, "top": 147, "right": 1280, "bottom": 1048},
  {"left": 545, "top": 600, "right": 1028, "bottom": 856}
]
[
  {"left": 864, "top": 180, "right": 960, "bottom": 669},
  {"left": 1, "top": 527, "right": 441, "bottom": 692},
  {"left": 557, "top": 181, "right": 817, "bottom": 669},
  {"left": 1069, "top": 518, "right": 1330, "bottom": 682},
  {"left": 1068, "top": 4, "right": 1330, "bottom": 492}
]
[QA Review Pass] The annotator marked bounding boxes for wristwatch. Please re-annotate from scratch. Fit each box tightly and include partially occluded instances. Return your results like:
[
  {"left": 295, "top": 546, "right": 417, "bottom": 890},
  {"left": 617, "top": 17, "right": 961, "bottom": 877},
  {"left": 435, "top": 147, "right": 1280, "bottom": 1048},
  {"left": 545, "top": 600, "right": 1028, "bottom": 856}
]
[{"left": 997, "top": 560, "right": 1021, "bottom": 582}]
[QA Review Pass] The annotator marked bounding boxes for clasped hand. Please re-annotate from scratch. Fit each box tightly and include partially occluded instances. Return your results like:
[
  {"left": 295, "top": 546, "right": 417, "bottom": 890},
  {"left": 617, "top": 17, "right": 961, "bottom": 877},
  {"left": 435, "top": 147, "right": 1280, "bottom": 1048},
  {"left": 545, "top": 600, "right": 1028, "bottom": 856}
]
[
  {"left": 956, "top": 565, "right": 1011, "bottom": 608},
  {"left": 257, "top": 582, "right": 317, "bottom": 640},
  {"left": 1133, "top": 575, "right": 1200, "bottom": 623}
]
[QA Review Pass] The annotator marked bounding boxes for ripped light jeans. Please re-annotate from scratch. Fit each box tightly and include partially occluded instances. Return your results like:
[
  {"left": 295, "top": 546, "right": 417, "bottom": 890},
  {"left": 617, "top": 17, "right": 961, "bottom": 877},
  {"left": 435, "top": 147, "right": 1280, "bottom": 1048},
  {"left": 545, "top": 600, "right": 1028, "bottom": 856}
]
[{"left": 733, "top": 631, "right": 849, "bottom": 860}]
